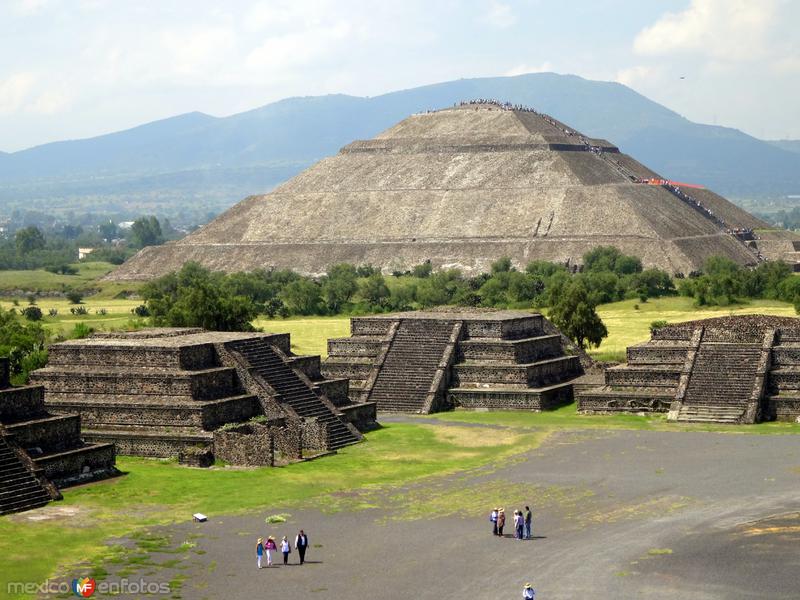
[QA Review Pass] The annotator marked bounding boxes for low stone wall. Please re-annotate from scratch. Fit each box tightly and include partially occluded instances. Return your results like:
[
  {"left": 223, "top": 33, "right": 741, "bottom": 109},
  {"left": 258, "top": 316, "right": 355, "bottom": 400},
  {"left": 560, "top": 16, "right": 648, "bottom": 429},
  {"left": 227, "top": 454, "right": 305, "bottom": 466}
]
[
  {"left": 300, "top": 418, "right": 329, "bottom": 452},
  {"left": 339, "top": 402, "right": 378, "bottom": 431},
  {"left": 626, "top": 346, "right": 689, "bottom": 365},
  {"left": 450, "top": 386, "right": 572, "bottom": 410},
  {"left": 459, "top": 335, "right": 561, "bottom": 362},
  {"left": 0, "top": 358, "right": 8, "bottom": 388},
  {"left": 0, "top": 386, "right": 46, "bottom": 423},
  {"left": 6, "top": 415, "right": 81, "bottom": 453},
  {"left": 577, "top": 391, "right": 673, "bottom": 414},
  {"left": 350, "top": 318, "right": 396, "bottom": 337},
  {"left": 47, "top": 344, "right": 215, "bottom": 370},
  {"left": 327, "top": 338, "right": 383, "bottom": 357},
  {"left": 454, "top": 355, "right": 579, "bottom": 386},
  {"left": 34, "top": 367, "right": 240, "bottom": 399},
  {"left": 214, "top": 423, "right": 274, "bottom": 466},
  {"left": 288, "top": 355, "right": 321, "bottom": 380},
  {"left": 313, "top": 378, "right": 350, "bottom": 407},
  {"left": 605, "top": 367, "right": 681, "bottom": 387},
  {"left": 763, "top": 397, "right": 800, "bottom": 422},
  {"left": 35, "top": 443, "right": 117, "bottom": 486}
]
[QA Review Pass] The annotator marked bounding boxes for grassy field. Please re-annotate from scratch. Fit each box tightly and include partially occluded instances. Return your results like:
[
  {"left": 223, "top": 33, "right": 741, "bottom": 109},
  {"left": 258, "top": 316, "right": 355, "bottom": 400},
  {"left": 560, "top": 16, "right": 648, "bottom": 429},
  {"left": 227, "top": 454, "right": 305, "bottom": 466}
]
[
  {"left": 0, "top": 297, "right": 143, "bottom": 337},
  {"left": 0, "top": 262, "right": 117, "bottom": 293},
  {"left": 254, "top": 297, "right": 797, "bottom": 360}
]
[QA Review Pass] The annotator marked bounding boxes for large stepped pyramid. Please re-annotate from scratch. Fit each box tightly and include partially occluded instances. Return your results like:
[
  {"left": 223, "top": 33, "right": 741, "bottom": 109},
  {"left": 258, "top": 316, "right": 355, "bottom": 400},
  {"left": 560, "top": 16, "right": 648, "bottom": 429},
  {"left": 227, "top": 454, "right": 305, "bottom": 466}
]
[
  {"left": 108, "top": 100, "right": 794, "bottom": 283},
  {"left": 0, "top": 357, "right": 116, "bottom": 515},
  {"left": 31, "top": 329, "right": 372, "bottom": 457},
  {"left": 323, "top": 310, "right": 582, "bottom": 414},
  {"left": 577, "top": 315, "right": 800, "bottom": 424}
]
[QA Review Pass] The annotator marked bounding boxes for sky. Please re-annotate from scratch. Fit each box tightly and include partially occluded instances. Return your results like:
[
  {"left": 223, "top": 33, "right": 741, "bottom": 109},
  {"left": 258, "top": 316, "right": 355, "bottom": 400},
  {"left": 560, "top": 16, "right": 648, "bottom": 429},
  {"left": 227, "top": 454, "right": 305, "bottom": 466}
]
[{"left": 0, "top": 0, "right": 798, "bottom": 152}]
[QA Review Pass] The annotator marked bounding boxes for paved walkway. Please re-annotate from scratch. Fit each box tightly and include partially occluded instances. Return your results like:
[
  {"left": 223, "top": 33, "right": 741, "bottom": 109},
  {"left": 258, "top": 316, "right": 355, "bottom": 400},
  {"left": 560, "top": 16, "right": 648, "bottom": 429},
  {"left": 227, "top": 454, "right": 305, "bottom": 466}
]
[{"left": 100, "top": 427, "right": 800, "bottom": 599}]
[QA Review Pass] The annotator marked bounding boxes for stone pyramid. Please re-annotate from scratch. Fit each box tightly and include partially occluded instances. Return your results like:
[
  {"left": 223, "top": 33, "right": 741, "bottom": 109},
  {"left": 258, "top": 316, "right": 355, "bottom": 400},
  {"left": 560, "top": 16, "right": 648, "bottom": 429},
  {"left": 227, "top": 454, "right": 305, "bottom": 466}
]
[{"left": 109, "top": 101, "right": 776, "bottom": 280}]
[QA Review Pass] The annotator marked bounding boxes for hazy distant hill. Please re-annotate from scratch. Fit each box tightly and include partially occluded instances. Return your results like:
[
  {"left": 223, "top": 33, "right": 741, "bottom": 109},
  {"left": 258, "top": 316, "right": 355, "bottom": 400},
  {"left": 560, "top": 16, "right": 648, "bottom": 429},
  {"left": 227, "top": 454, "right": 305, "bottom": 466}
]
[
  {"left": 768, "top": 140, "right": 800, "bottom": 154},
  {"left": 1, "top": 73, "right": 798, "bottom": 223}
]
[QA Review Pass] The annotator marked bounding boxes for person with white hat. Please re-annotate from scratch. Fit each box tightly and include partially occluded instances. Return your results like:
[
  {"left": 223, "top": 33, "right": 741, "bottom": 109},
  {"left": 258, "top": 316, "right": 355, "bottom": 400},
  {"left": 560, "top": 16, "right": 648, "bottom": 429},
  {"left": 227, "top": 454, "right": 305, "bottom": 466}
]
[{"left": 522, "top": 583, "right": 535, "bottom": 599}]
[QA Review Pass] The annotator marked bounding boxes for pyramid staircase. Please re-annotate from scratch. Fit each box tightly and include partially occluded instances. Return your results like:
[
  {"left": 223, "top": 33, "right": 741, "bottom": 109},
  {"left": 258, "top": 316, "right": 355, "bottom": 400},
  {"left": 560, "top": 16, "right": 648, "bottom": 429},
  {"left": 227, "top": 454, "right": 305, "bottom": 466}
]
[
  {"left": 324, "top": 311, "right": 581, "bottom": 414},
  {"left": 227, "top": 339, "right": 360, "bottom": 450},
  {"left": 367, "top": 320, "right": 457, "bottom": 413},
  {"left": 676, "top": 342, "right": 762, "bottom": 423},
  {"left": 0, "top": 434, "right": 51, "bottom": 516}
]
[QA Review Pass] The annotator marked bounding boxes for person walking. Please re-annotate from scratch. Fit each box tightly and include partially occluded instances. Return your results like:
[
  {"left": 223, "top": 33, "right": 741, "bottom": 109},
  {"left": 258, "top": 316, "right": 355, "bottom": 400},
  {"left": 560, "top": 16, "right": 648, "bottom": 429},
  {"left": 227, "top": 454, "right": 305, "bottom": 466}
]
[
  {"left": 523, "top": 583, "right": 535, "bottom": 599},
  {"left": 490, "top": 508, "right": 498, "bottom": 536},
  {"left": 264, "top": 536, "right": 277, "bottom": 567},
  {"left": 497, "top": 508, "right": 506, "bottom": 537},
  {"left": 281, "top": 536, "right": 291, "bottom": 565},
  {"left": 524, "top": 506, "right": 533, "bottom": 539},
  {"left": 295, "top": 530, "right": 309, "bottom": 564},
  {"left": 256, "top": 538, "right": 264, "bottom": 569}
]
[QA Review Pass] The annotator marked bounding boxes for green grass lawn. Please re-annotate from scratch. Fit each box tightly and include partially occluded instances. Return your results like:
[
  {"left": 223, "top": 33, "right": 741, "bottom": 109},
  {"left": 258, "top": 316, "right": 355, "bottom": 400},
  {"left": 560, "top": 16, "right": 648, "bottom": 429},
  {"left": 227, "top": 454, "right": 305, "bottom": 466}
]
[
  {"left": 0, "top": 262, "right": 117, "bottom": 293},
  {"left": 254, "top": 316, "right": 351, "bottom": 357},
  {"left": 0, "top": 297, "right": 143, "bottom": 337}
]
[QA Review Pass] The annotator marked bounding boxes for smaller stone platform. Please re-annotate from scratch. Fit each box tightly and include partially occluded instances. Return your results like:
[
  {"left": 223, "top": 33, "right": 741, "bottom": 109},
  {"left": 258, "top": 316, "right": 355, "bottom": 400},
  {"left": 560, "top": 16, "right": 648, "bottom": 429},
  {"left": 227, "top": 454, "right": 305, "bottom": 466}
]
[
  {"left": 32, "top": 329, "right": 376, "bottom": 458},
  {"left": 0, "top": 357, "right": 116, "bottom": 515},
  {"left": 323, "top": 309, "right": 582, "bottom": 413},
  {"left": 577, "top": 315, "right": 800, "bottom": 423}
]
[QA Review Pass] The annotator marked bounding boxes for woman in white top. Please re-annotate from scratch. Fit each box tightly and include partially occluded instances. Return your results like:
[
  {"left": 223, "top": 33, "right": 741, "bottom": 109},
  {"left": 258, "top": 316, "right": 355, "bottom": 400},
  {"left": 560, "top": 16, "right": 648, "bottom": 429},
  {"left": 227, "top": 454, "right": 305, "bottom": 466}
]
[{"left": 281, "top": 536, "right": 291, "bottom": 565}]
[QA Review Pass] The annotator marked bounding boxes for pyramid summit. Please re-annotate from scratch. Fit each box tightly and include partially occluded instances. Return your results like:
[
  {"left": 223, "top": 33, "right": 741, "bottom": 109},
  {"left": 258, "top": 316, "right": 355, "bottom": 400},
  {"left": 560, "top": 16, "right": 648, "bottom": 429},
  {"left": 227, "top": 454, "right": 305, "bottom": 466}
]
[{"left": 109, "top": 100, "right": 774, "bottom": 280}]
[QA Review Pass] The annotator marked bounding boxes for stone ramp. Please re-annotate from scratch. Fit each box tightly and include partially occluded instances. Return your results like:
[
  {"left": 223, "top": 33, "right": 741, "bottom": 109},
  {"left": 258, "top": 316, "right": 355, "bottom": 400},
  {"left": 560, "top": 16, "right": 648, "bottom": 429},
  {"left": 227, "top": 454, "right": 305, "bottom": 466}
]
[
  {"left": 677, "top": 343, "right": 762, "bottom": 423},
  {"left": 367, "top": 320, "right": 456, "bottom": 413},
  {"left": 227, "top": 339, "right": 360, "bottom": 450},
  {"left": 0, "top": 435, "right": 51, "bottom": 516}
]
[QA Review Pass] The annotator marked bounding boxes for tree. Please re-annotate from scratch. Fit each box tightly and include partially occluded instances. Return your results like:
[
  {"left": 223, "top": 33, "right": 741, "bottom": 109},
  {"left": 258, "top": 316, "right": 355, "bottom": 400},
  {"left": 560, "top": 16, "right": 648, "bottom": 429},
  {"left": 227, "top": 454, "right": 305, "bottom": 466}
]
[
  {"left": 65, "top": 290, "right": 83, "bottom": 304},
  {"left": 411, "top": 260, "right": 433, "bottom": 278},
  {"left": 321, "top": 263, "right": 358, "bottom": 312},
  {"left": 21, "top": 306, "right": 43, "bottom": 321},
  {"left": 142, "top": 262, "right": 258, "bottom": 331},
  {"left": 129, "top": 216, "right": 165, "bottom": 248},
  {"left": 0, "top": 307, "right": 48, "bottom": 381},
  {"left": 15, "top": 226, "right": 46, "bottom": 255},
  {"left": 549, "top": 281, "right": 608, "bottom": 349},
  {"left": 359, "top": 273, "right": 391, "bottom": 308},
  {"left": 280, "top": 279, "right": 322, "bottom": 316}
]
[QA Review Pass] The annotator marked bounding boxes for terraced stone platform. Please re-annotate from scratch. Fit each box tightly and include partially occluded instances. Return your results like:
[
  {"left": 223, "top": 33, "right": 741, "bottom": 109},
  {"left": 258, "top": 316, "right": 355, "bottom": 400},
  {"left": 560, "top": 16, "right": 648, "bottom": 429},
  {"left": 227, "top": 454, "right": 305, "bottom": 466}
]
[
  {"left": 32, "top": 329, "right": 375, "bottom": 457},
  {"left": 577, "top": 315, "right": 800, "bottom": 423},
  {"left": 0, "top": 358, "right": 116, "bottom": 515},
  {"left": 323, "top": 310, "right": 582, "bottom": 413}
]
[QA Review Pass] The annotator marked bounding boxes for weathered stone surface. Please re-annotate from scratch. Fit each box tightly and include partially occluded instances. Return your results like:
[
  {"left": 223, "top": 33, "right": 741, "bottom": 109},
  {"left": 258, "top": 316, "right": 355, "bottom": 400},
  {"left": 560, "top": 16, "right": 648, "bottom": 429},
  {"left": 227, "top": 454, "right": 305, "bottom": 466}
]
[
  {"left": 108, "top": 104, "right": 783, "bottom": 282},
  {"left": 577, "top": 315, "right": 800, "bottom": 423},
  {"left": 323, "top": 309, "right": 582, "bottom": 413}
]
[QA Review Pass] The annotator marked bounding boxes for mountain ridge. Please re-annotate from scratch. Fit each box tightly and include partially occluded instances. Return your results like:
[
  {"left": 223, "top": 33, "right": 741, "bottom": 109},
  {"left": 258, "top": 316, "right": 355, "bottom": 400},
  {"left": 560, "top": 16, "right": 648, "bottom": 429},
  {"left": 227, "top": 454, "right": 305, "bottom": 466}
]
[{"left": 1, "top": 73, "right": 797, "bottom": 219}]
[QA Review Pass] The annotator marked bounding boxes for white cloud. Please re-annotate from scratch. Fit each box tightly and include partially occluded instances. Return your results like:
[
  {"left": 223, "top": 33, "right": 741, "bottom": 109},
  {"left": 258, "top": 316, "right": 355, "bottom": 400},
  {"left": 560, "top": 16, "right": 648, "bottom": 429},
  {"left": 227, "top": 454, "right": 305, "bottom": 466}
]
[
  {"left": 633, "top": 0, "right": 777, "bottom": 61},
  {"left": 0, "top": 72, "right": 37, "bottom": 114},
  {"left": 484, "top": 2, "right": 516, "bottom": 28},
  {"left": 505, "top": 62, "right": 552, "bottom": 76},
  {"left": 615, "top": 65, "right": 657, "bottom": 87},
  {"left": 13, "top": 0, "right": 49, "bottom": 15},
  {"left": 28, "top": 87, "right": 72, "bottom": 115},
  {"left": 245, "top": 21, "right": 352, "bottom": 73}
]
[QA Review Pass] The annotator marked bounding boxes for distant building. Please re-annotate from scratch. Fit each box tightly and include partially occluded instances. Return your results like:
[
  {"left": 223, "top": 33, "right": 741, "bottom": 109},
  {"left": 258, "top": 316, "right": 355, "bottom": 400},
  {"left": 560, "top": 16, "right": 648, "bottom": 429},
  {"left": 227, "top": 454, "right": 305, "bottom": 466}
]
[
  {"left": 78, "top": 247, "right": 95, "bottom": 260},
  {"left": 117, "top": 221, "right": 135, "bottom": 230}
]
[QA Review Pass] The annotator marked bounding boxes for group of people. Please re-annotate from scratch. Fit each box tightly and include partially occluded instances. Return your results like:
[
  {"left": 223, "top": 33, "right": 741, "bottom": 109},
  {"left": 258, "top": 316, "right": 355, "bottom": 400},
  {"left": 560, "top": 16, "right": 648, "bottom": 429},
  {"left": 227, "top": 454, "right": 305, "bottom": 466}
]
[
  {"left": 256, "top": 530, "right": 309, "bottom": 568},
  {"left": 489, "top": 506, "right": 533, "bottom": 539}
]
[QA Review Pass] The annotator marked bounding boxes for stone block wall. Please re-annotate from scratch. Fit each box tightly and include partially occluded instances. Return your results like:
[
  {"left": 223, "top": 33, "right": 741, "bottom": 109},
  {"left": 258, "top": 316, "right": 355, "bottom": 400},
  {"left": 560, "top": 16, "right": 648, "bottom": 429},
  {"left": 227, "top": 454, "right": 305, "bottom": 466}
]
[
  {"left": 0, "top": 357, "right": 8, "bottom": 389},
  {"left": 214, "top": 423, "right": 274, "bottom": 466},
  {"left": 0, "top": 386, "right": 46, "bottom": 423},
  {"left": 6, "top": 415, "right": 81, "bottom": 453}
]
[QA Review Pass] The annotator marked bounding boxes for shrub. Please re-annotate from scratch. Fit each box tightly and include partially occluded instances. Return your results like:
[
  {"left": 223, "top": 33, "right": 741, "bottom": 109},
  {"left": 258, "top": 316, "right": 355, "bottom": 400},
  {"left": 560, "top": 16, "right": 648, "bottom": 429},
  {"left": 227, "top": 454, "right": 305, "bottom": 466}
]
[
  {"left": 131, "top": 304, "right": 150, "bottom": 317},
  {"left": 649, "top": 320, "right": 669, "bottom": 334},
  {"left": 21, "top": 306, "right": 43, "bottom": 321},
  {"left": 48, "top": 308, "right": 58, "bottom": 317},
  {"left": 70, "top": 306, "right": 89, "bottom": 315},
  {"left": 72, "top": 323, "right": 94, "bottom": 339},
  {"left": 26, "top": 294, "right": 37, "bottom": 305},
  {"left": 95, "top": 308, "right": 107, "bottom": 316},
  {"left": 65, "top": 290, "right": 83, "bottom": 304}
]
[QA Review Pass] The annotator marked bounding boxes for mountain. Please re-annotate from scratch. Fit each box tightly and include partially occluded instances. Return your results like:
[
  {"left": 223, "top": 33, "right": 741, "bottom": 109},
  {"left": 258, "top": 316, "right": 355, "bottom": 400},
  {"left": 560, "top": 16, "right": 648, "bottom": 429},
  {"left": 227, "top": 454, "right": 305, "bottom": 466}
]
[
  {"left": 768, "top": 140, "right": 800, "bottom": 154},
  {"left": 2, "top": 73, "right": 798, "bottom": 223}
]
